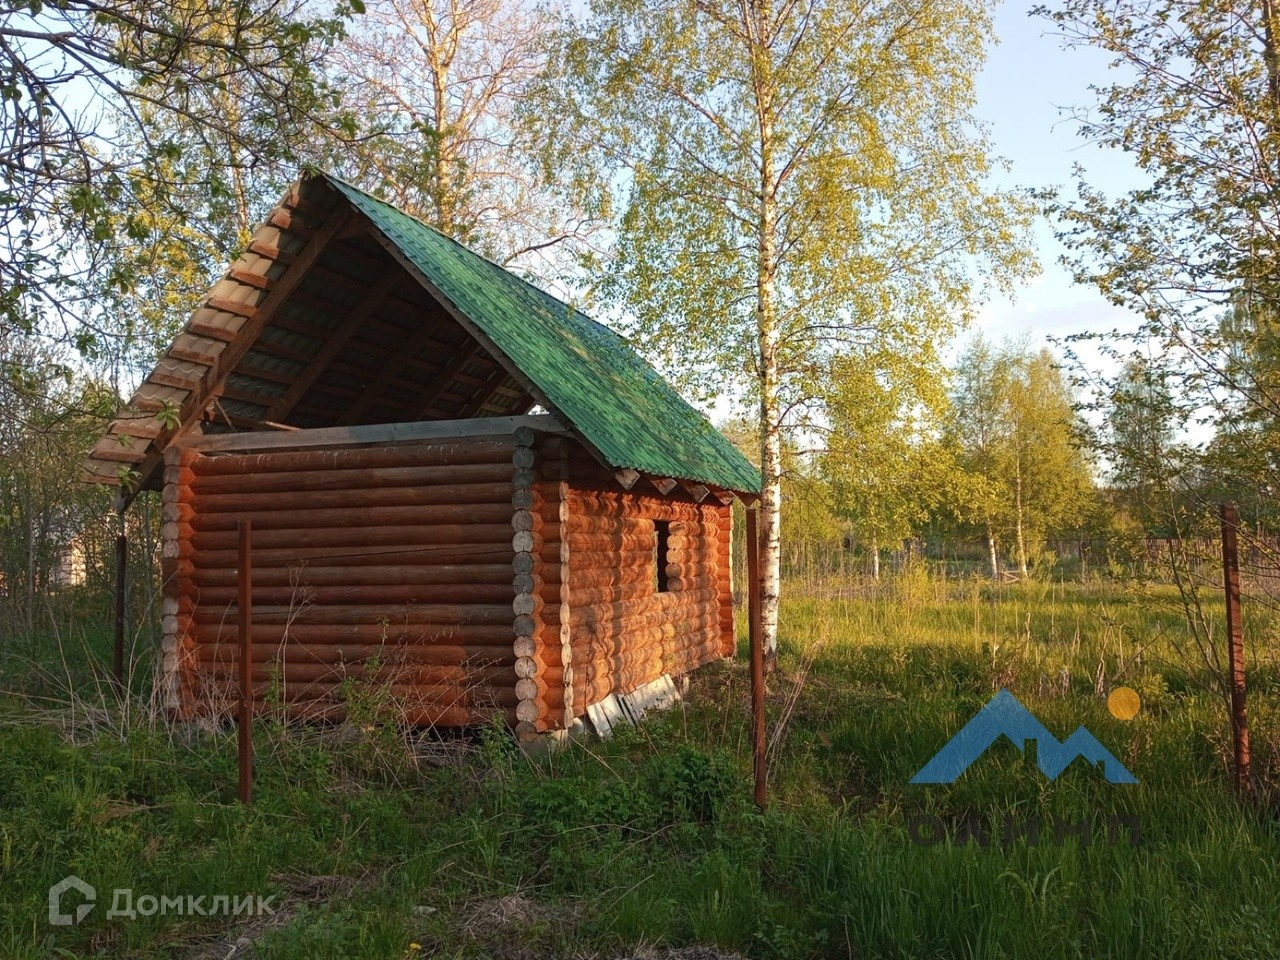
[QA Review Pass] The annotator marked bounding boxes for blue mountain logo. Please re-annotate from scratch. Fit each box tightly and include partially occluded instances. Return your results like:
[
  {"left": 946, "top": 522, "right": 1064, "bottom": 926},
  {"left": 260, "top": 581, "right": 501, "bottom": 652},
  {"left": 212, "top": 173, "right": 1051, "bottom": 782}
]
[{"left": 911, "top": 689, "right": 1137, "bottom": 784}]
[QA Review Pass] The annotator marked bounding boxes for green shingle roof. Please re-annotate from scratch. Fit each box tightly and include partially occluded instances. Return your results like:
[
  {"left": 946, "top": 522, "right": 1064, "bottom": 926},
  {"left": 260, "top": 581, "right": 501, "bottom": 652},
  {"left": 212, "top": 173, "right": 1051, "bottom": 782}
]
[{"left": 325, "top": 174, "right": 760, "bottom": 494}]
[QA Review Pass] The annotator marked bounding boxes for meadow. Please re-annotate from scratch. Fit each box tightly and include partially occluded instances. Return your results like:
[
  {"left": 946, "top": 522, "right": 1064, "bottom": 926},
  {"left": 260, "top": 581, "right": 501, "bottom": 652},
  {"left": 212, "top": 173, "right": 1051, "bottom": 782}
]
[{"left": 1, "top": 569, "right": 1278, "bottom": 959}]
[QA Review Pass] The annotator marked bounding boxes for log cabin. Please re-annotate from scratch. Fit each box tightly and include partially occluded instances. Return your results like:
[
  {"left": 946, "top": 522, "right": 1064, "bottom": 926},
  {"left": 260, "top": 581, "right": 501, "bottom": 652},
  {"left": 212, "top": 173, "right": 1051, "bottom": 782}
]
[{"left": 83, "top": 171, "right": 761, "bottom": 741}]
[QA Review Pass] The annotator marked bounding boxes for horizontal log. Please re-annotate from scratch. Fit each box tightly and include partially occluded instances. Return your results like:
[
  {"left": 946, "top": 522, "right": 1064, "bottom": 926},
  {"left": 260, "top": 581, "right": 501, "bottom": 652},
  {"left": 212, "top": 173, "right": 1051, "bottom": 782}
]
[
  {"left": 536, "top": 542, "right": 568, "bottom": 565},
  {"left": 189, "top": 563, "right": 514, "bottom": 589},
  {"left": 192, "top": 481, "right": 514, "bottom": 514},
  {"left": 191, "top": 584, "right": 516, "bottom": 606},
  {"left": 565, "top": 533, "right": 661, "bottom": 552},
  {"left": 571, "top": 610, "right": 720, "bottom": 647},
  {"left": 570, "top": 493, "right": 708, "bottom": 519},
  {"left": 573, "top": 627, "right": 721, "bottom": 667},
  {"left": 191, "top": 461, "right": 514, "bottom": 495},
  {"left": 194, "top": 642, "right": 516, "bottom": 667},
  {"left": 192, "top": 602, "right": 515, "bottom": 626},
  {"left": 566, "top": 516, "right": 658, "bottom": 535},
  {"left": 190, "top": 545, "right": 513, "bottom": 569},
  {"left": 191, "top": 439, "right": 518, "bottom": 476},
  {"left": 570, "top": 581, "right": 655, "bottom": 606},
  {"left": 190, "top": 502, "right": 514, "bottom": 532},
  {"left": 198, "top": 661, "right": 514, "bottom": 686},
  {"left": 581, "top": 617, "right": 721, "bottom": 655},
  {"left": 571, "top": 589, "right": 720, "bottom": 624},
  {"left": 192, "top": 623, "right": 514, "bottom": 644},
  {"left": 536, "top": 499, "right": 566, "bottom": 523},
  {"left": 573, "top": 647, "right": 722, "bottom": 696},
  {"left": 191, "top": 523, "right": 515, "bottom": 552}
]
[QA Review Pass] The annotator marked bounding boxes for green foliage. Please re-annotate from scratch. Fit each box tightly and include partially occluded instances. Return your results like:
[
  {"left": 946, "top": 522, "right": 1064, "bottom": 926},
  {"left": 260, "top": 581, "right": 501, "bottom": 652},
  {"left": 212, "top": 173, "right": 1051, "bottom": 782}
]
[
  {"left": 822, "top": 350, "right": 953, "bottom": 571},
  {"left": 0, "top": 0, "right": 349, "bottom": 360}
]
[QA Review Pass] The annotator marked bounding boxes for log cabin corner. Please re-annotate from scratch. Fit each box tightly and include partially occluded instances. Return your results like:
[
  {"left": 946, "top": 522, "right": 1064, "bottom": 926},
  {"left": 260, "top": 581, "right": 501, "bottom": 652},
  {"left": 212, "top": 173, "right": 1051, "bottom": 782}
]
[{"left": 83, "top": 171, "right": 761, "bottom": 741}]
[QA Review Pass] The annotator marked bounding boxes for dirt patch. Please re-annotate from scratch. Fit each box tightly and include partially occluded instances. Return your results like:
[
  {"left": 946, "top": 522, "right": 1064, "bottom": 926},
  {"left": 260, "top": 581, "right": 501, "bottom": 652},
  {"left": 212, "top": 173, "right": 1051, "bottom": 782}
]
[{"left": 459, "top": 893, "right": 554, "bottom": 937}]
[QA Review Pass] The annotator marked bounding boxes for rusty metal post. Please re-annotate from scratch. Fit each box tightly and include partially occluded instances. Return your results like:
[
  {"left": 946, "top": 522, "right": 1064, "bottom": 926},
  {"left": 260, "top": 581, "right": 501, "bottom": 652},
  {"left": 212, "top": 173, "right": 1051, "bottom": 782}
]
[
  {"left": 112, "top": 531, "right": 127, "bottom": 698},
  {"left": 237, "top": 519, "right": 254, "bottom": 805},
  {"left": 746, "top": 504, "right": 766, "bottom": 809},
  {"left": 1220, "top": 503, "right": 1252, "bottom": 798}
]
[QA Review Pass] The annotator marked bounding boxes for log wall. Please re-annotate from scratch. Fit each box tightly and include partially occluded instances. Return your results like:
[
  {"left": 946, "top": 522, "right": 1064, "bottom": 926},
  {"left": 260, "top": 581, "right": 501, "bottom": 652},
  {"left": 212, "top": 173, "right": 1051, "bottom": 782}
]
[
  {"left": 163, "top": 435, "right": 521, "bottom": 726},
  {"left": 160, "top": 426, "right": 737, "bottom": 733},
  {"left": 552, "top": 449, "right": 734, "bottom": 714}
]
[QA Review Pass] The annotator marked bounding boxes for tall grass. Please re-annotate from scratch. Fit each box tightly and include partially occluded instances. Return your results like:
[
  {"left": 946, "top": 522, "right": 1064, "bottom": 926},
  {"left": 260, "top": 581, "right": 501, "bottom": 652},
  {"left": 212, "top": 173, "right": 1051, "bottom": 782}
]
[{"left": 1, "top": 567, "right": 1277, "bottom": 958}]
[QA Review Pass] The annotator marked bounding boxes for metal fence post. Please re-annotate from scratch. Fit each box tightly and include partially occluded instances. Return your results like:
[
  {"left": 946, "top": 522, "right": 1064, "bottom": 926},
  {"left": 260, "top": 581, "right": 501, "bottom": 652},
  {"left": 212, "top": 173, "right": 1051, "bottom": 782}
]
[{"left": 1220, "top": 502, "right": 1252, "bottom": 798}]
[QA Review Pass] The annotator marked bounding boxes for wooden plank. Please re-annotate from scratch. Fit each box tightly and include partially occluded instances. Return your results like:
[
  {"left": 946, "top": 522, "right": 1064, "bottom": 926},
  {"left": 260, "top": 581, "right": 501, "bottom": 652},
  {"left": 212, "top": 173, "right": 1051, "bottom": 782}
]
[
  {"left": 91, "top": 444, "right": 147, "bottom": 463},
  {"left": 457, "top": 361, "right": 520, "bottom": 419},
  {"left": 408, "top": 338, "right": 488, "bottom": 421},
  {"left": 248, "top": 239, "right": 288, "bottom": 264},
  {"left": 208, "top": 296, "right": 258, "bottom": 319},
  {"left": 680, "top": 480, "right": 710, "bottom": 503},
  {"left": 229, "top": 267, "right": 271, "bottom": 290},
  {"left": 168, "top": 346, "right": 220, "bottom": 367},
  {"left": 649, "top": 476, "right": 678, "bottom": 495},
  {"left": 586, "top": 693, "right": 628, "bottom": 738},
  {"left": 364, "top": 222, "right": 621, "bottom": 477},
  {"left": 149, "top": 372, "right": 200, "bottom": 392},
  {"left": 106, "top": 417, "right": 163, "bottom": 440},
  {"left": 187, "top": 321, "right": 242, "bottom": 343},
  {"left": 180, "top": 413, "right": 567, "bottom": 453}
]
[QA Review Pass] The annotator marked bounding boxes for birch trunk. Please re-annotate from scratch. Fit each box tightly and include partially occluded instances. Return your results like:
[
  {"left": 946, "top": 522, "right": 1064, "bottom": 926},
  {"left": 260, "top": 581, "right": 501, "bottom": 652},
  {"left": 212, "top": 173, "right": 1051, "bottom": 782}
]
[
  {"left": 751, "top": 0, "right": 781, "bottom": 670},
  {"left": 986, "top": 524, "right": 999, "bottom": 581},
  {"left": 1015, "top": 456, "right": 1028, "bottom": 577}
]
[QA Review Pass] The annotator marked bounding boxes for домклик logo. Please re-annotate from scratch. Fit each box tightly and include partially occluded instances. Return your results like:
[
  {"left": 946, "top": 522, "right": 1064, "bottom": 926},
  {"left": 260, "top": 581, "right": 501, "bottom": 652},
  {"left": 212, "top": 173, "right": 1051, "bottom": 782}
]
[
  {"left": 911, "top": 688, "right": 1137, "bottom": 784},
  {"left": 48, "top": 875, "right": 96, "bottom": 926}
]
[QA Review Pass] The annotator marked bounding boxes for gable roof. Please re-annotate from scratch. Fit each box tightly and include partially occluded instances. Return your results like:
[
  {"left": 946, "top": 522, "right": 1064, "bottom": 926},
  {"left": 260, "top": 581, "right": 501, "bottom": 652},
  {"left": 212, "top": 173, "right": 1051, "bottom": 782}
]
[{"left": 84, "top": 171, "right": 760, "bottom": 495}]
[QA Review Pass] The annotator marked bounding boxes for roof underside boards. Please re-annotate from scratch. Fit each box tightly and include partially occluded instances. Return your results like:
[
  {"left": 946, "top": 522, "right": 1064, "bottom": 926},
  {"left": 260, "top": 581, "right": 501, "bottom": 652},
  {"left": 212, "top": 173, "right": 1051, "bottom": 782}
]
[
  {"left": 83, "top": 180, "right": 534, "bottom": 487},
  {"left": 325, "top": 175, "right": 760, "bottom": 494},
  {"left": 83, "top": 172, "right": 760, "bottom": 495}
]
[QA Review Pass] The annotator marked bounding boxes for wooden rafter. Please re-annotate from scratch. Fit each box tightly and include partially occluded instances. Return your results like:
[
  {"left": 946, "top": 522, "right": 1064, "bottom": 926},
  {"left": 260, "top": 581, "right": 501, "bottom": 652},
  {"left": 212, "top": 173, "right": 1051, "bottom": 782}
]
[
  {"left": 360, "top": 227, "right": 622, "bottom": 467},
  {"left": 457, "top": 363, "right": 517, "bottom": 418},
  {"left": 407, "top": 337, "right": 488, "bottom": 421},
  {"left": 262, "top": 265, "right": 403, "bottom": 422}
]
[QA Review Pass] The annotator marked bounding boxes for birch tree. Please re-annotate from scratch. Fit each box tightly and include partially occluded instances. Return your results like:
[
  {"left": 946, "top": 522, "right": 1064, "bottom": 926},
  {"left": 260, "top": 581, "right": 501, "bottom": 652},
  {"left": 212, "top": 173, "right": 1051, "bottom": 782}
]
[
  {"left": 949, "top": 339, "right": 1092, "bottom": 577},
  {"left": 328, "top": 0, "right": 597, "bottom": 269},
  {"left": 537, "top": 0, "right": 1034, "bottom": 664}
]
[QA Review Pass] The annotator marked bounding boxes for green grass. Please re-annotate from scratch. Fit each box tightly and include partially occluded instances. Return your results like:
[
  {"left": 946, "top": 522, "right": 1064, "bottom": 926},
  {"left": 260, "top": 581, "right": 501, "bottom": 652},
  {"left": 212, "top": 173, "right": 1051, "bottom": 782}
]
[{"left": 2, "top": 574, "right": 1278, "bottom": 958}]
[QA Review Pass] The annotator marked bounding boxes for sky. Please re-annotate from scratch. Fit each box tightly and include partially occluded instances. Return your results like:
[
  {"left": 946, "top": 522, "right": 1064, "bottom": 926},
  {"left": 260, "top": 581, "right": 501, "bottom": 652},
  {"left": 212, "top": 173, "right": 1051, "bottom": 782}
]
[{"left": 970, "top": 1, "right": 1148, "bottom": 362}]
